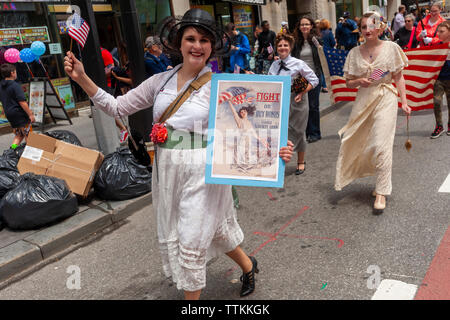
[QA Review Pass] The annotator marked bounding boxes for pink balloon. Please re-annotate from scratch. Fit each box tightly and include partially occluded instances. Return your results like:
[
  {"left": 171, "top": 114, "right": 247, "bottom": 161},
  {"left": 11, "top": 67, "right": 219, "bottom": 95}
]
[{"left": 4, "top": 48, "right": 20, "bottom": 64}]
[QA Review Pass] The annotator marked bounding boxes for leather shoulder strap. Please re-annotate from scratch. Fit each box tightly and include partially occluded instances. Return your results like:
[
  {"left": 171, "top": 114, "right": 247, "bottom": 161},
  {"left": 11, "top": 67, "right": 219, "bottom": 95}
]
[{"left": 158, "top": 72, "right": 212, "bottom": 123}]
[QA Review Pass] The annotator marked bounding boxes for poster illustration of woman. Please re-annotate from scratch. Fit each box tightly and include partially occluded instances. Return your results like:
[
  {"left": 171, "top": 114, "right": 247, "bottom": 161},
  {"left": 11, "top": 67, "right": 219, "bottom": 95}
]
[{"left": 206, "top": 74, "right": 291, "bottom": 188}]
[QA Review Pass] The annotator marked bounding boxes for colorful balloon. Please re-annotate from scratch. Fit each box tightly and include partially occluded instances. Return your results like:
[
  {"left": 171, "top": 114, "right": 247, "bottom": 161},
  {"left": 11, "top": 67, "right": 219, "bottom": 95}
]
[
  {"left": 19, "top": 48, "right": 36, "bottom": 63},
  {"left": 4, "top": 48, "right": 20, "bottom": 63},
  {"left": 30, "top": 41, "right": 46, "bottom": 57}
]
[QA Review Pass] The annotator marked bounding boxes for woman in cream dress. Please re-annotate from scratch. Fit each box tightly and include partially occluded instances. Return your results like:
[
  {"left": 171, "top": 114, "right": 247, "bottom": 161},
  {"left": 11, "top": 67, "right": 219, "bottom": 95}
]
[{"left": 335, "top": 12, "right": 411, "bottom": 214}]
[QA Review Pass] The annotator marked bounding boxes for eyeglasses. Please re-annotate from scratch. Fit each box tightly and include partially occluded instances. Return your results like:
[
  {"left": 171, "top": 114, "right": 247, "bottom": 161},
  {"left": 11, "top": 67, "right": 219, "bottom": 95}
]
[{"left": 405, "top": 20, "right": 413, "bottom": 22}]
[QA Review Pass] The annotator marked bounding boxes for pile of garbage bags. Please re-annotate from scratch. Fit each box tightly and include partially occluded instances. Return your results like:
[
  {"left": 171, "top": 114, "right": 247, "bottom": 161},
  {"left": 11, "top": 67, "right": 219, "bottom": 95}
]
[
  {"left": 94, "top": 147, "right": 152, "bottom": 201},
  {"left": 0, "top": 130, "right": 152, "bottom": 231}
]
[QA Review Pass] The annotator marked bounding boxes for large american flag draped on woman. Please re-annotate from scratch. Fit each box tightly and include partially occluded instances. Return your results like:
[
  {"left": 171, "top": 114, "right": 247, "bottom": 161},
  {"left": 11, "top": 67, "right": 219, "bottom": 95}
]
[{"left": 319, "top": 43, "right": 450, "bottom": 111}]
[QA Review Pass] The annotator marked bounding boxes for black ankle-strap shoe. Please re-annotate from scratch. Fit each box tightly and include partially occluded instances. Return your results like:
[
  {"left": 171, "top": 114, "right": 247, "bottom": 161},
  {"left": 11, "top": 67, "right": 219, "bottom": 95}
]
[{"left": 240, "top": 256, "right": 259, "bottom": 297}]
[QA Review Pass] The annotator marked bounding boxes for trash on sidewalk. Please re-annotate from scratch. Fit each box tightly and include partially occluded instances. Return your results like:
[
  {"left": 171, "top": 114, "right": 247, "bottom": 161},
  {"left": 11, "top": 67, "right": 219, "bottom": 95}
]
[
  {"left": 0, "top": 173, "right": 78, "bottom": 230},
  {"left": 0, "top": 148, "right": 20, "bottom": 170},
  {"left": 17, "top": 132, "right": 104, "bottom": 197},
  {"left": 94, "top": 147, "right": 151, "bottom": 201},
  {"left": 44, "top": 130, "right": 83, "bottom": 147},
  {"left": 0, "top": 168, "right": 20, "bottom": 198}
]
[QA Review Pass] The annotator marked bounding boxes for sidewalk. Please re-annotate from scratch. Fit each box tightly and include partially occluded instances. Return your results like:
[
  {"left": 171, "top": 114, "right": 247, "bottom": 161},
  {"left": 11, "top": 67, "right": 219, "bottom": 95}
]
[{"left": 0, "top": 91, "right": 341, "bottom": 287}]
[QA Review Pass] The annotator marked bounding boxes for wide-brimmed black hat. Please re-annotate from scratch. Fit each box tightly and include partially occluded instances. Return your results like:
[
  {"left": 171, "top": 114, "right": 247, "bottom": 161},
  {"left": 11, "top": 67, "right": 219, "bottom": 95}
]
[{"left": 158, "top": 9, "right": 231, "bottom": 56}]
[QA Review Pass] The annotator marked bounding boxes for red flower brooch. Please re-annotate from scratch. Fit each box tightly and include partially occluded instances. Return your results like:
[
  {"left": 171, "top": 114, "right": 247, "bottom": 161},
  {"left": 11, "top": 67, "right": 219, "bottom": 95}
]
[{"left": 150, "top": 123, "right": 168, "bottom": 144}]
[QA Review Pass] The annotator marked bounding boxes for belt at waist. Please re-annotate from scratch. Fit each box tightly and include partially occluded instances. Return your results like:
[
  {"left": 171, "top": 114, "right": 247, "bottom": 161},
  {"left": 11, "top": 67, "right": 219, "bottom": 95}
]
[{"left": 159, "top": 126, "right": 207, "bottom": 149}]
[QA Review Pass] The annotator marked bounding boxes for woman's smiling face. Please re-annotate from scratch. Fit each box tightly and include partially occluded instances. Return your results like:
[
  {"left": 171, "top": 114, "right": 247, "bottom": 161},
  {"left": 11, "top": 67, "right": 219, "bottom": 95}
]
[{"left": 180, "top": 27, "right": 213, "bottom": 68}]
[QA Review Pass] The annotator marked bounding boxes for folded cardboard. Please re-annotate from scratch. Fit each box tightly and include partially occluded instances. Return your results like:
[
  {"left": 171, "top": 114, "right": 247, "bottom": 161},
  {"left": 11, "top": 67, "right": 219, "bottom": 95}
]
[{"left": 17, "top": 132, "right": 104, "bottom": 197}]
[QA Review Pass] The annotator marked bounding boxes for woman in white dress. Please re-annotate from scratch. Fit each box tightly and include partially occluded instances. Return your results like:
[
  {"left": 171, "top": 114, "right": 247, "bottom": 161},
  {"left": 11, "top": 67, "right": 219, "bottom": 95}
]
[
  {"left": 63, "top": 9, "right": 293, "bottom": 300},
  {"left": 335, "top": 12, "right": 411, "bottom": 214},
  {"left": 269, "top": 33, "right": 319, "bottom": 175}
]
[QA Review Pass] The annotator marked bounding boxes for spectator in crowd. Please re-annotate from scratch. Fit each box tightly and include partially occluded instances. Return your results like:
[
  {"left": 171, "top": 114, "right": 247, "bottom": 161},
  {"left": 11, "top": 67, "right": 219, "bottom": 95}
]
[
  {"left": 225, "top": 23, "right": 251, "bottom": 73},
  {"left": 394, "top": 14, "right": 419, "bottom": 49},
  {"left": 335, "top": 17, "right": 345, "bottom": 49},
  {"left": 101, "top": 46, "right": 114, "bottom": 90},
  {"left": 292, "top": 16, "right": 324, "bottom": 143},
  {"left": 280, "top": 21, "right": 290, "bottom": 35},
  {"left": 392, "top": 5, "right": 406, "bottom": 35},
  {"left": 378, "top": 17, "right": 394, "bottom": 41},
  {"left": 256, "top": 20, "right": 276, "bottom": 74},
  {"left": 315, "top": 19, "right": 321, "bottom": 34},
  {"left": 319, "top": 18, "right": 336, "bottom": 93},
  {"left": 249, "top": 25, "right": 262, "bottom": 73},
  {"left": 430, "top": 20, "right": 450, "bottom": 138},
  {"left": 336, "top": 12, "right": 358, "bottom": 50},
  {"left": 144, "top": 36, "right": 173, "bottom": 79},
  {"left": 319, "top": 19, "right": 336, "bottom": 48},
  {"left": 416, "top": 2, "right": 446, "bottom": 47},
  {"left": 0, "top": 63, "right": 35, "bottom": 147}
]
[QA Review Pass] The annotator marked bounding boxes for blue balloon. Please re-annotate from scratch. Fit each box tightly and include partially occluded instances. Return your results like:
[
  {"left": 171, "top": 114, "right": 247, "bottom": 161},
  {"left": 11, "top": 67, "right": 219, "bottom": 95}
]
[
  {"left": 19, "top": 48, "right": 36, "bottom": 63},
  {"left": 30, "top": 41, "right": 46, "bottom": 57}
]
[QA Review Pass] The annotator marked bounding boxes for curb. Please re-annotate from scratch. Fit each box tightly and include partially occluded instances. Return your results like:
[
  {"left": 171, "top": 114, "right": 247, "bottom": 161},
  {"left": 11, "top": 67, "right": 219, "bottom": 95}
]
[{"left": 0, "top": 192, "right": 152, "bottom": 286}]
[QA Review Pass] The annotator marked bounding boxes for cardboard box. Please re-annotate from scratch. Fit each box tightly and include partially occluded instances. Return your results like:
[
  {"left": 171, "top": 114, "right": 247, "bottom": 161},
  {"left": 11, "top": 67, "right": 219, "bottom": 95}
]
[{"left": 18, "top": 132, "right": 104, "bottom": 197}]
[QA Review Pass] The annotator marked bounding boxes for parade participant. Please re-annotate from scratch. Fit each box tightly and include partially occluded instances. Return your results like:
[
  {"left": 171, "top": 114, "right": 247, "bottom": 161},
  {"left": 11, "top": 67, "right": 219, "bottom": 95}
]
[
  {"left": 269, "top": 33, "right": 319, "bottom": 175},
  {"left": 0, "top": 63, "right": 35, "bottom": 147},
  {"left": 64, "top": 8, "right": 294, "bottom": 300},
  {"left": 292, "top": 16, "right": 324, "bottom": 143},
  {"left": 430, "top": 20, "right": 450, "bottom": 138},
  {"left": 394, "top": 14, "right": 418, "bottom": 49},
  {"left": 416, "top": 2, "right": 445, "bottom": 47},
  {"left": 335, "top": 12, "right": 411, "bottom": 214}
]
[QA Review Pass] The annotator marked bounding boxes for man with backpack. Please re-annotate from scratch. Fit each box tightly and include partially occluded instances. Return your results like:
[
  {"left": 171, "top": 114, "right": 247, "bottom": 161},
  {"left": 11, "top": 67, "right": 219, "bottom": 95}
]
[{"left": 225, "top": 23, "right": 251, "bottom": 73}]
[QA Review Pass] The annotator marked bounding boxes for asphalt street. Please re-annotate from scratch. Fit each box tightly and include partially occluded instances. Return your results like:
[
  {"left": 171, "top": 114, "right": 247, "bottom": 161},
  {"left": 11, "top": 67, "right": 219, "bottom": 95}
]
[{"left": 0, "top": 101, "right": 448, "bottom": 300}]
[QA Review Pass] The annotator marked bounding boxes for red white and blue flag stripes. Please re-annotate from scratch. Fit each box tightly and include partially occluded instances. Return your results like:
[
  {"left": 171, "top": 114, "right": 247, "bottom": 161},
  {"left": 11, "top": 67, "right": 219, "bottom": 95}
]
[
  {"left": 319, "top": 43, "right": 450, "bottom": 111},
  {"left": 218, "top": 87, "right": 250, "bottom": 105},
  {"left": 68, "top": 13, "right": 90, "bottom": 48}
]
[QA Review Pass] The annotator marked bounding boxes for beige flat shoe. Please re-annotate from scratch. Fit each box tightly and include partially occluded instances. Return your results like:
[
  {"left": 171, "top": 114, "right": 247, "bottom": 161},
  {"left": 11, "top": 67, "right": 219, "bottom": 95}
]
[{"left": 373, "top": 195, "right": 386, "bottom": 214}]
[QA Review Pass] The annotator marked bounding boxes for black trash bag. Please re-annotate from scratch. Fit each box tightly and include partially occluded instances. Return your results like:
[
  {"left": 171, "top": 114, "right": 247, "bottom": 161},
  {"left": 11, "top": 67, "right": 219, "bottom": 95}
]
[
  {"left": 44, "top": 130, "right": 83, "bottom": 146},
  {"left": 0, "top": 148, "right": 20, "bottom": 170},
  {"left": 0, "top": 173, "right": 78, "bottom": 231},
  {"left": 14, "top": 143, "right": 26, "bottom": 158},
  {"left": 128, "top": 129, "right": 151, "bottom": 167},
  {"left": 0, "top": 168, "right": 20, "bottom": 199},
  {"left": 94, "top": 147, "right": 151, "bottom": 200}
]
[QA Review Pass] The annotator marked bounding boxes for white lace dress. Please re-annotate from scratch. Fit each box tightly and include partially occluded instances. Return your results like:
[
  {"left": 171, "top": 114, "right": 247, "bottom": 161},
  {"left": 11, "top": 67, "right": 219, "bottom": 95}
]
[
  {"left": 90, "top": 65, "right": 244, "bottom": 292},
  {"left": 335, "top": 41, "right": 408, "bottom": 195}
]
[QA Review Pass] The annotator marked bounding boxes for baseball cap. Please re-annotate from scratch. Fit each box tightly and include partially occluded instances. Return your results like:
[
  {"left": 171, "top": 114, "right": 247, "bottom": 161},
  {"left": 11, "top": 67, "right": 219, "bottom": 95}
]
[{"left": 343, "top": 11, "right": 350, "bottom": 18}]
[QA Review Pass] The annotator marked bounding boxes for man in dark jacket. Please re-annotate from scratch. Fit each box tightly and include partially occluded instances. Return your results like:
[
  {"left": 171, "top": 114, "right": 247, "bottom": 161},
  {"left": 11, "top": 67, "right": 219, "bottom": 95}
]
[
  {"left": 336, "top": 12, "right": 358, "bottom": 50},
  {"left": 256, "top": 21, "right": 276, "bottom": 74}
]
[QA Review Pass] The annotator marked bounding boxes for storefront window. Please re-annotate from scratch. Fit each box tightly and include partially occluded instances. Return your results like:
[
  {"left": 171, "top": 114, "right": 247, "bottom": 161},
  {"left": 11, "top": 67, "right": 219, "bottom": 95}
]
[{"left": 135, "top": 0, "right": 172, "bottom": 40}]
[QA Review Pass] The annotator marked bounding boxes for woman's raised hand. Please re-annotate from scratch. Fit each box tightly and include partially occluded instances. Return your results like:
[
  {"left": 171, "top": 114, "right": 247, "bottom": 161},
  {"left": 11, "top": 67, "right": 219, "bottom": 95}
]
[
  {"left": 64, "top": 51, "right": 85, "bottom": 83},
  {"left": 279, "top": 140, "right": 294, "bottom": 163}
]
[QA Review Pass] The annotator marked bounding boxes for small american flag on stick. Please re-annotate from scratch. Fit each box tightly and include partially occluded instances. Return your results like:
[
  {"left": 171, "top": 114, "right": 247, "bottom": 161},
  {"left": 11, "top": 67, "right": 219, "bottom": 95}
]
[
  {"left": 368, "top": 69, "right": 389, "bottom": 81},
  {"left": 68, "top": 13, "right": 90, "bottom": 48}
]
